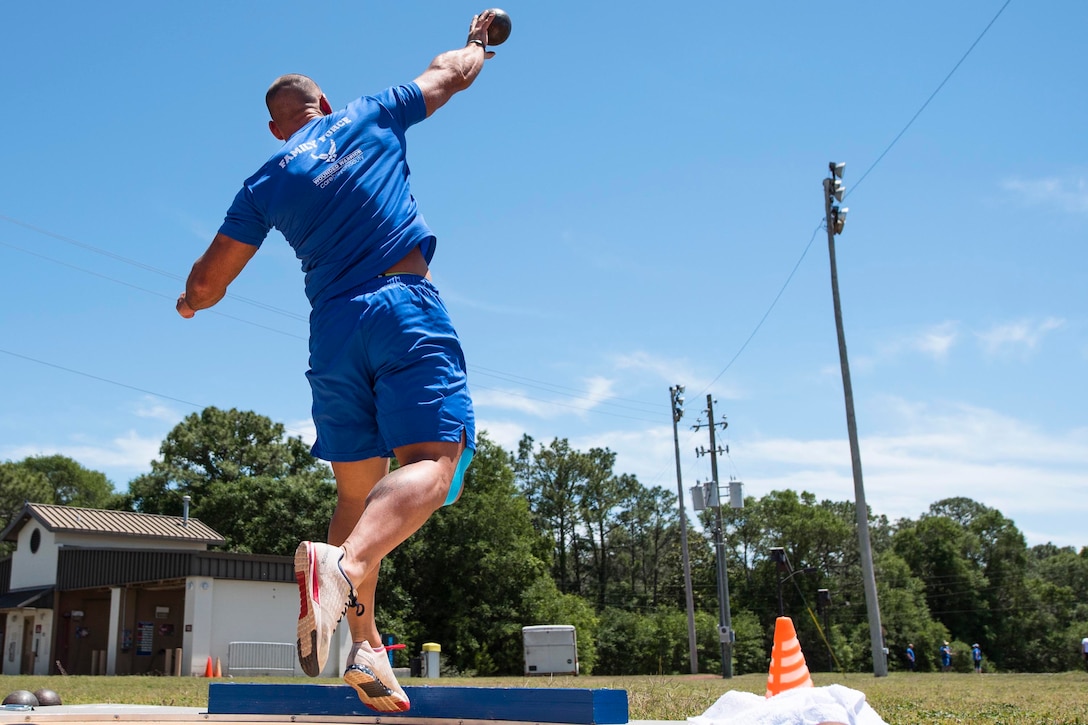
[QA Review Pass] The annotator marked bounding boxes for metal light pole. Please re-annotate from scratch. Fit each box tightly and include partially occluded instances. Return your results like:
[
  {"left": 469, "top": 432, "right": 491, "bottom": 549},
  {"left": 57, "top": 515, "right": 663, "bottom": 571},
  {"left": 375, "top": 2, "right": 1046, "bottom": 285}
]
[
  {"left": 823, "top": 162, "right": 886, "bottom": 676},
  {"left": 670, "top": 385, "right": 699, "bottom": 674},
  {"left": 817, "top": 588, "right": 833, "bottom": 672},
  {"left": 700, "top": 395, "right": 733, "bottom": 678}
]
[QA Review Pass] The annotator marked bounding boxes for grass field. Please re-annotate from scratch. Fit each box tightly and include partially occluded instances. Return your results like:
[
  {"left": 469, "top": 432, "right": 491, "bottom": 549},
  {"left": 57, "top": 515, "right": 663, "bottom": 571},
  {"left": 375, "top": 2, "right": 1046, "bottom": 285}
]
[{"left": 2, "top": 672, "right": 1086, "bottom": 724}]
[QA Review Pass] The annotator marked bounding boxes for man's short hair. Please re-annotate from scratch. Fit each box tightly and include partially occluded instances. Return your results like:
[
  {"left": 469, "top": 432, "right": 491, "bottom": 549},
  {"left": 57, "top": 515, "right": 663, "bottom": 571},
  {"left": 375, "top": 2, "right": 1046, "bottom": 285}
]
[{"left": 265, "top": 74, "right": 322, "bottom": 120}]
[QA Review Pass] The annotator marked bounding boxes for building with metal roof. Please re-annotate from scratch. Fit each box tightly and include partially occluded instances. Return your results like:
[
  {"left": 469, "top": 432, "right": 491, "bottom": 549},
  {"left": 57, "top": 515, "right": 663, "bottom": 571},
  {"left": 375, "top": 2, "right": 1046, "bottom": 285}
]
[{"left": 0, "top": 502, "right": 343, "bottom": 678}]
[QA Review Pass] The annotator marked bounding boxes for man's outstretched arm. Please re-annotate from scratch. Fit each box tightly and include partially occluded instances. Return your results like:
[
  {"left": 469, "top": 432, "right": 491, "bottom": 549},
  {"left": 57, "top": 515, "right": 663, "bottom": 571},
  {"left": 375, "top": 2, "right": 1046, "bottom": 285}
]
[
  {"left": 176, "top": 233, "right": 258, "bottom": 318},
  {"left": 413, "top": 11, "right": 496, "bottom": 117}
]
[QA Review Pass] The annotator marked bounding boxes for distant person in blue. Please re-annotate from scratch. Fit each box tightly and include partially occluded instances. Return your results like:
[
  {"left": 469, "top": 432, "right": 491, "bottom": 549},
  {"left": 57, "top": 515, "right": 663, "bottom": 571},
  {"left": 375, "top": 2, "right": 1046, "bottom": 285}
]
[
  {"left": 971, "top": 643, "right": 983, "bottom": 673},
  {"left": 939, "top": 641, "right": 953, "bottom": 672},
  {"left": 905, "top": 643, "right": 916, "bottom": 672},
  {"left": 177, "top": 11, "right": 502, "bottom": 714}
]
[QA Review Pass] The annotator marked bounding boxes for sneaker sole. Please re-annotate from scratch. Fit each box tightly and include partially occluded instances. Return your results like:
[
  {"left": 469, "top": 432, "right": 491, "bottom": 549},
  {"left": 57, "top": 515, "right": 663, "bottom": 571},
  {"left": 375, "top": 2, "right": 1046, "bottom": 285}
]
[
  {"left": 294, "top": 543, "right": 321, "bottom": 677},
  {"left": 344, "top": 664, "right": 411, "bottom": 712}
]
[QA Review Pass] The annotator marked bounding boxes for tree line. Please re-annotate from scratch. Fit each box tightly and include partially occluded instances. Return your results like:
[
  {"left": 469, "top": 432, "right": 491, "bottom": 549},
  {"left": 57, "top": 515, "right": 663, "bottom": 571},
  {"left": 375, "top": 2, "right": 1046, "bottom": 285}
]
[{"left": 2, "top": 406, "right": 1086, "bottom": 675}]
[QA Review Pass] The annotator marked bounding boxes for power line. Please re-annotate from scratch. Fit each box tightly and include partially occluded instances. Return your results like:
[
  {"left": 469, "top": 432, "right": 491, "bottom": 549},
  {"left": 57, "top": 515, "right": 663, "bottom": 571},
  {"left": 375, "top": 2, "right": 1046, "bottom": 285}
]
[
  {"left": 0, "top": 347, "right": 314, "bottom": 442},
  {"left": 0, "top": 0, "right": 1018, "bottom": 473},
  {"left": 0, "top": 239, "right": 309, "bottom": 342},
  {"left": 701, "top": 0, "right": 1015, "bottom": 396},
  {"left": 0, "top": 214, "right": 308, "bottom": 322},
  {"left": 1, "top": 219, "right": 672, "bottom": 421},
  {"left": 0, "top": 347, "right": 206, "bottom": 409},
  {"left": 0, "top": 232, "right": 667, "bottom": 424},
  {"left": 849, "top": 0, "right": 1014, "bottom": 196}
]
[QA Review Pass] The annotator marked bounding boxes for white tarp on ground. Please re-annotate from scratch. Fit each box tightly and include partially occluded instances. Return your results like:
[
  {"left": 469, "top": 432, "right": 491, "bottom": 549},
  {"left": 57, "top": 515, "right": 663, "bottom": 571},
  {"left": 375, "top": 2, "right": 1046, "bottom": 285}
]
[{"left": 688, "top": 685, "right": 888, "bottom": 725}]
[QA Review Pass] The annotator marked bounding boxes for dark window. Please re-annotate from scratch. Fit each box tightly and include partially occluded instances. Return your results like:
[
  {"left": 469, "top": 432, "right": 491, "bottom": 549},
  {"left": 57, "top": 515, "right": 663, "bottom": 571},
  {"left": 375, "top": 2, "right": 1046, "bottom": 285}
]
[{"left": 30, "top": 528, "right": 41, "bottom": 553}]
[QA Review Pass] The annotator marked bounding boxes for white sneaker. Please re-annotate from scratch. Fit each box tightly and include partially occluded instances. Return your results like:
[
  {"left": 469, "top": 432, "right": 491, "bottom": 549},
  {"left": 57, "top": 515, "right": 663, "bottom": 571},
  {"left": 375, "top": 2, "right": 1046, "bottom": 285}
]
[
  {"left": 343, "top": 640, "right": 411, "bottom": 712},
  {"left": 294, "top": 541, "right": 359, "bottom": 677}
]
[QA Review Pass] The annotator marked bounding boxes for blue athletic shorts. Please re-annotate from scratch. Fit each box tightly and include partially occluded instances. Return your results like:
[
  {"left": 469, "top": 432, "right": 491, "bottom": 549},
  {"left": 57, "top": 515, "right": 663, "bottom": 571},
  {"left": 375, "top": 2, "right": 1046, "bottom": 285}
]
[{"left": 306, "top": 273, "right": 475, "bottom": 465}]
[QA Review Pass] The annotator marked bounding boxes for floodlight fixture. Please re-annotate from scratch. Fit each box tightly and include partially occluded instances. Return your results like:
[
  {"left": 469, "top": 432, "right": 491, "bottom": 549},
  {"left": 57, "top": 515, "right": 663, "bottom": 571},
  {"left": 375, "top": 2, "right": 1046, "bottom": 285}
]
[
  {"left": 670, "top": 385, "right": 685, "bottom": 422},
  {"left": 830, "top": 162, "right": 846, "bottom": 179},
  {"left": 833, "top": 206, "right": 848, "bottom": 234}
]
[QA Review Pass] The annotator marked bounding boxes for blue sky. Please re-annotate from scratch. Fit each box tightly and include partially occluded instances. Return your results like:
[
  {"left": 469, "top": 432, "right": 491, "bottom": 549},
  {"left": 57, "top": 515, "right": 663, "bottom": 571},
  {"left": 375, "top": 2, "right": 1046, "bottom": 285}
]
[{"left": 1, "top": 1, "right": 1084, "bottom": 549}]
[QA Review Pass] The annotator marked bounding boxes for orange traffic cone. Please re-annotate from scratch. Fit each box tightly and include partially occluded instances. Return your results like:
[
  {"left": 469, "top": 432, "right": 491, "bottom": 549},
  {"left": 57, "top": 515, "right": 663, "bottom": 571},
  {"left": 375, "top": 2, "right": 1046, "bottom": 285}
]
[
  {"left": 203, "top": 656, "right": 214, "bottom": 678},
  {"left": 215, "top": 657, "right": 222, "bottom": 678},
  {"left": 765, "top": 616, "right": 814, "bottom": 697}
]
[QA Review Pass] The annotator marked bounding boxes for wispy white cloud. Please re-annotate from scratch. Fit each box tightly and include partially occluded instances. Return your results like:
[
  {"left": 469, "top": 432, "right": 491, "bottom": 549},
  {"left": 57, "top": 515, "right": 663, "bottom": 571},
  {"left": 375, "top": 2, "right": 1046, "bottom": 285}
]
[
  {"left": 473, "top": 386, "right": 576, "bottom": 418},
  {"left": 975, "top": 317, "right": 1064, "bottom": 357},
  {"left": 912, "top": 322, "right": 959, "bottom": 360},
  {"left": 1, "top": 431, "right": 163, "bottom": 485},
  {"left": 473, "top": 375, "right": 619, "bottom": 420},
  {"left": 133, "top": 397, "right": 182, "bottom": 423},
  {"left": 613, "top": 351, "right": 692, "bottom": 381},
  {"left": 1002, "top": 176, "right": 1088, "bottom": 214},
  {"left": 613, "top": 350, "right": 745, "bottom": 400},
  {"left": 857, "top": 323, "right": 960, "bottom": 372},
  {"left": 735, "top": 398, "right": 1088, "bottom": 545},
  {"left": 285, "top": 418, "right": 317, "bottom": 446},
  {"left": 572, "top": 426, "right": 677, "bottom": 487}
]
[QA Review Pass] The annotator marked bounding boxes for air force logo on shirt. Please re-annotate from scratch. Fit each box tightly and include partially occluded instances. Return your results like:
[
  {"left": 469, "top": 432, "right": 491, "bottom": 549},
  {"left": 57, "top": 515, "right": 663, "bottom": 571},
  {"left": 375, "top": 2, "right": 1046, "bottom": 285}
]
[
  {"left": 279, "top": 116, "right": 353, "bottom": 169},
  {"left": 312, "top": 138, "right": 338, "bottom": 163}
]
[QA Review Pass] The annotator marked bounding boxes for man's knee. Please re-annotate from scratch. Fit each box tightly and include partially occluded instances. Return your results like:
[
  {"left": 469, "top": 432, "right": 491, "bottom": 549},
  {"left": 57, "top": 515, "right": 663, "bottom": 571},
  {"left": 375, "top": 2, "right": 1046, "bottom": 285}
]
[{"left": 442, "top": 448, "right": 473, "bottom": 506}]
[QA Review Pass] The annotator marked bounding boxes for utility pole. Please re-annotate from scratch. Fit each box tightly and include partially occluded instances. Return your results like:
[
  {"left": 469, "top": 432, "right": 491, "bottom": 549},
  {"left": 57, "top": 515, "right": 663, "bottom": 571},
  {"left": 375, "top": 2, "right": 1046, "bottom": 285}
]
[
  {"left": 823, "top": 162, "right": 886, "bottom": 676},
  {"left": 669, "top": 385, "right": 699, "bottom": 674},
  {"left": 694, "top": 394, "right": 733, "bottom": 678}
]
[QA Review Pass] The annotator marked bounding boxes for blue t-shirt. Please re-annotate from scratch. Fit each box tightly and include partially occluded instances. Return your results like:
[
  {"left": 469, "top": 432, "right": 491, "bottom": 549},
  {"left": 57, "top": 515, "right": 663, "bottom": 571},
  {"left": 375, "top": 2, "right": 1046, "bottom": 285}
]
[{"left": 219, "top": 83, "right": 435, "bottom": 309}]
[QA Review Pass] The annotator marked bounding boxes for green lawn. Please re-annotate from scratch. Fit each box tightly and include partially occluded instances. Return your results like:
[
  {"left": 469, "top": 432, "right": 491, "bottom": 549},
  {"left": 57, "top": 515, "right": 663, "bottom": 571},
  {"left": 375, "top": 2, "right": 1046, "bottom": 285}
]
[{"left": 2, "top": 672, "right": 1086, "bottom": 724}]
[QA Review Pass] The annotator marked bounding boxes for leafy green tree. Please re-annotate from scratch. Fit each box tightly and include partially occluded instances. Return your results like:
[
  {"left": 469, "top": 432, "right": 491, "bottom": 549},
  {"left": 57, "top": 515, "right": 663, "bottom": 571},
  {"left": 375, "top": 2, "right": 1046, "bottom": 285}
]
[
  {"left": 123, "top": 407, "right": 336, "bottom": 555},
  {"left": 0, "top": 461, "right": 52, "bottom": 555},
  {"left": 579, "top": 457, "right": 638, "bottom": 610},
  {"left": 126, "top": 407, "right": 327, "bottom": 516},
  {"left": 386, "top": 432, "right": 552, "bottom": 675},
  {"left": 16, "top": 454, "right": 115, "bottom": 508},
  {"left": 521, "top": 576, "right": 599, "bottom": 674},
  {"left": 893, "top": 514, "right": 987, "bottom": 647},
  {"left": 1032, "top": 544, "right": 1088, "bottom": 613},
  {"left": 728, "top": 608, "right": 768, "bottom": 675},
  {"left": 195, "top": 473, "right": 336, "bottom": 554},
  {"left": 873, "top": 549, "right": 948, "bottom": 672},
  {"left": 516, "top": 436, "right": 587, "bottom": 594},
  {"left": 611, "top": 483, "right": 682, "bottom": 609}
]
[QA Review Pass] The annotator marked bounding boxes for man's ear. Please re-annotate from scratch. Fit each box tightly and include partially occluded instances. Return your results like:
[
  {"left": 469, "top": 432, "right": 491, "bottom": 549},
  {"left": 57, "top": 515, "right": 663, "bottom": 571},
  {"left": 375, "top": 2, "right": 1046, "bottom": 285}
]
[
  {"left": 319, "top": 95, "right": 333, "bottom": 116},
  {"left": 269, "top": 119, "right": 285, "bottom": 141}
]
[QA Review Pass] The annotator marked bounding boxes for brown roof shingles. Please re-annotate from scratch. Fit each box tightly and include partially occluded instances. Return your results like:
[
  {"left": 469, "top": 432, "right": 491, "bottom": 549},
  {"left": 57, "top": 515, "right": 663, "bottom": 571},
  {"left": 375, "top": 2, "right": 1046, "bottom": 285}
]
[{"left": 2, "top": 502, "right": 225, "bottom": 545}]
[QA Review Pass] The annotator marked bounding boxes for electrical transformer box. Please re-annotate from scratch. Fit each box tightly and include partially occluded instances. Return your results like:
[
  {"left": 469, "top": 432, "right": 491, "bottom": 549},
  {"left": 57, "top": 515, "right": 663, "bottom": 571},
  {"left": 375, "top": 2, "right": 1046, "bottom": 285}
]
[{"left": 523, "top": 625, "right": 578, "bottom": 675}]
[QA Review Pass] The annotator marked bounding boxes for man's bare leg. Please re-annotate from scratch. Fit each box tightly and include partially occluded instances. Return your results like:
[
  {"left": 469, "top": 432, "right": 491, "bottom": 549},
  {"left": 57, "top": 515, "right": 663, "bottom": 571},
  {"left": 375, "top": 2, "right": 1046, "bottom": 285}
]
[
  {"left": 336, "top": 439, "right": 464, "bottom": 588},
  {"left": 330, "top": 439, "right": 466, "bottom": 711},
  {"left": 327, "top": 457, "right": 388, "bottom": 648}
]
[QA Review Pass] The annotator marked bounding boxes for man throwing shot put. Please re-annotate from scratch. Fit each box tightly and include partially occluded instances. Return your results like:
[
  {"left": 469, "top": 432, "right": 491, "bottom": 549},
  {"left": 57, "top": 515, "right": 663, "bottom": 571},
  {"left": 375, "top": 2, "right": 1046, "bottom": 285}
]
[{"left": 177, "top": 12, "right": 500, "bottom": 713}]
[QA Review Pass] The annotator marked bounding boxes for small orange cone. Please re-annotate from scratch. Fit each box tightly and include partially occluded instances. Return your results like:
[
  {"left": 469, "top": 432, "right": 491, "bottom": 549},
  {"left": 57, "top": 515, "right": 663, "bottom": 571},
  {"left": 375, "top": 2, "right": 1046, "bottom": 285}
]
[
  {"left": 215, "top": 657, "right": 222, "bottom": 678},
  {"left": 203, "top": 656, "right": 214, "bottom": 678},
  {"left": 765, "top": 616, "right": 814, "bottom": 697}
]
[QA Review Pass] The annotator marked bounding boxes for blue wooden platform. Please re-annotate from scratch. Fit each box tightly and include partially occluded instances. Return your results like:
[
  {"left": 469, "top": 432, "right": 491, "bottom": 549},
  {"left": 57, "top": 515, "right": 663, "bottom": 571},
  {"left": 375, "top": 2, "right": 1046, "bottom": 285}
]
[{"left": 207, "top": 683, "right": 629, "bottom": 724}]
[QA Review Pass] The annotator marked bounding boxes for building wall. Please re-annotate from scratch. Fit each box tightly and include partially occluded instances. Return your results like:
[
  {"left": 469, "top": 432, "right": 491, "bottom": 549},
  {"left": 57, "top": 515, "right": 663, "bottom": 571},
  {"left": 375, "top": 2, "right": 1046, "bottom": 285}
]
[
  {"left": 206, "top": 579, "right": 347, "bottom": 677},
  {"left": 3, "top": 607, "right": 54, "bottom": 676},
  {"left": 209, "top": 579, "right": 302, "bottom": 675},
  {"left": 9, "top": 524, "right": 59, "bottom": 590},
  {"left": 10, "top": 525, "right": 209, "bottom": 591}
]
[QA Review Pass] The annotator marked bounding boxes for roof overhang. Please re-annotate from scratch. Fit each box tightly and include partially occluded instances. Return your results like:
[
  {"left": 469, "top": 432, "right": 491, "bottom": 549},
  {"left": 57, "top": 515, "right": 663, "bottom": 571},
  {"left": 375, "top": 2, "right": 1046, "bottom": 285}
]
[{"left": 0, "top": 586, "right": 54, "bottom": 610}]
